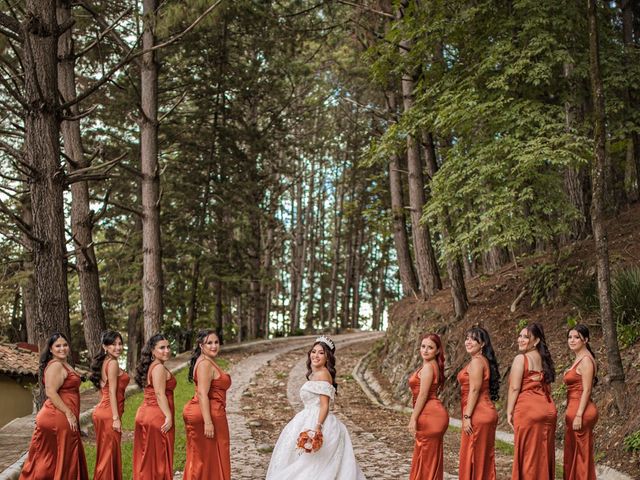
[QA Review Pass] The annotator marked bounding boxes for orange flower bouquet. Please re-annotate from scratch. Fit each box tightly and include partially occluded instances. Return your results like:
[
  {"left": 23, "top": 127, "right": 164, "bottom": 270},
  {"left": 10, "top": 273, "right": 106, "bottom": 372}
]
[{"left": 296, "top": 429, "right": 323, "bottom": 454}]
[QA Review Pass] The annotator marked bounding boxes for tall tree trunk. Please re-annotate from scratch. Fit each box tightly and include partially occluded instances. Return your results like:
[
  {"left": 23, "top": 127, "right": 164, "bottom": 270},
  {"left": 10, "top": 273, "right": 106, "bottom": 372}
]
[
  {"left": 261, "top": 223, "right": 274, "bottom": 338},
  {"left": 23, "top": 0, "right": 71, "bottom": 352},
  {"left": 350, "top": 225, "right": 364, "bottom": 329},
  {"left": 397, "top": 6, "right": 442, "bottom": 297},
  {"left": 563, "top": 64, "right": 591, "bottom": 239},
  {"left": 126, "top": 303, "right": 142, "bottom": 374},
  {"left": 341, "top": 178, "right": 356, "bottom": 330},
  {"left": 328, "top": 175, "right": 344, "bottom": 330},
  {"left": 304, "top": 160, "right": 317, "bottom": 331},
  {"left": 214, "top": 279, "right": 224, "bottom": 342},
  {"left": 386, "top": 92, "right": 419, "bottom": 296},
  {"left": 140, "top": 0, "right": 163, "bottom": 340},
  {"left": 588, "top": 0, "right": 626, "bottom": 411},
  {"left": 621, "top": 0, "right": 640, "bottom": 202},
  {"left": 57, "top": 0, "right": 106, "bottom": 358},
  {"left": 289, "top": 177, "right": 305, "bottom": 333},
  {"left": 424, "top": 134, "right": 468, "bottom": 318},
  {"left": 20, "top": 192, "right": 37, "bottom": 344}
]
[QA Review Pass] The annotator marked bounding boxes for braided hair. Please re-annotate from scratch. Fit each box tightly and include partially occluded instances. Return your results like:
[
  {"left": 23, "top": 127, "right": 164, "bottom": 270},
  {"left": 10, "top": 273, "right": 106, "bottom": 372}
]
[
  {"left": 89, "top": 330, "right": 123, "bottom": 388},
  {"left": 526, "top": 323, "right": 555, "bottom": 384},
  {"left": 188, "top": 329, "right": 218, "bottom": 383},
  {"left": 465, "top": 327, "right": 501, "bottom": 401}
]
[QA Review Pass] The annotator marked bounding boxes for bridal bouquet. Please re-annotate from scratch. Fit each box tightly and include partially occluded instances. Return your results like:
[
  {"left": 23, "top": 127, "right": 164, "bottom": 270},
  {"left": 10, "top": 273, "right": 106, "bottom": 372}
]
[{"left": 296, "top": 429, "right": 323, "bottom": 454}]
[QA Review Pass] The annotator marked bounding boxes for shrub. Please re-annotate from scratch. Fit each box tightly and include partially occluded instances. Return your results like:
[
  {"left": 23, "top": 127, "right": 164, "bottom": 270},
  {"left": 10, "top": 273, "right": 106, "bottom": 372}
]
[
  {"left": 525, "top": 262, "right": 577, "bottom": 307},
  {"left": 624, "top": 430, "right": 640, "bottom": 452}
]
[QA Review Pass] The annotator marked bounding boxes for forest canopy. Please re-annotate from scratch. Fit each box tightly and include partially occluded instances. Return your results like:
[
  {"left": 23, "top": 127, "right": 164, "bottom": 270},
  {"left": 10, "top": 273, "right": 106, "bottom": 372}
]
[{"left": 0, "top": 0, "right": 637, "bottom": 392}]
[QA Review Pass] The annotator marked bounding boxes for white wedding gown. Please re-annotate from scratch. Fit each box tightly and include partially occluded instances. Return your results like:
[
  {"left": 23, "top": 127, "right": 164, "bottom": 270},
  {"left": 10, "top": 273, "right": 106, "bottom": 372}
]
[{"left": 266, "top": 380, "right": 366, "bottom": 480}]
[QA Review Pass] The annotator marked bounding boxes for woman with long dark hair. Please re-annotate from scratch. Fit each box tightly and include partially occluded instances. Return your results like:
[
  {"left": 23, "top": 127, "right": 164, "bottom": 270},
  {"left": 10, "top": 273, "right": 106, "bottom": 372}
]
[
  {"left": 507, "top": 322, "right": 557, "bottom": 479},
  {"left": 457, "top": 326, "right": 500, "bottom": 480},
  {"left": 266, "top": 337, "right": 365, "bottom": 479},
  {"left": 563, "top": 324, "right": 598, "bottom": 479},
  {"left": 90, "top": 330, "right": 129, "bottom": 480},
  {"left": 20, "top": 332, "right": 88, "bottom": 480},
  {"left": 183, "top": 330, "right": 231, "bottom": 480},
  {"left": 133, "top": 333, "right": 176, "bottom": 480},
  {"left": 408, "top": 333, "right": 449, "bottom": 480}
]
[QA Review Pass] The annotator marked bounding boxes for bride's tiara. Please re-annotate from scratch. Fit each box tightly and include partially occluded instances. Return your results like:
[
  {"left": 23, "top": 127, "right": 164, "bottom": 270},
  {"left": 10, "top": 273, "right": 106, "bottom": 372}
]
[{"left": 315, "top": 335, "right": 335, "bottom": 351}]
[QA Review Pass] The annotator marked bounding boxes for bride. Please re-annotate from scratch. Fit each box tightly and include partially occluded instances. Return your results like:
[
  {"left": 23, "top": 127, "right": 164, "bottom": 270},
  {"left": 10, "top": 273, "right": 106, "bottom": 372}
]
[{"left": 266, "top": 336, "right": 366, "bottom": 480}]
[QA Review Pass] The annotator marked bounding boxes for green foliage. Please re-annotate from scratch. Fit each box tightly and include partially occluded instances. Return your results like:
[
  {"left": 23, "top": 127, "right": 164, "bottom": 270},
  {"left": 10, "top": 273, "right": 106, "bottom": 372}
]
[
  {"left": 572, "top": 268, "right": 640, "bottom": 347},
  {"left": 524, "top": 262, "right": 577, "bottom": 307},
  {"left": 624, "top": 430, "right": 640, "bottom": 452},
  {"left": 612, "top": 267, "right": 640, "bottom": 327},
  {"left": 570, "top": 275, "right": 600, "bottom": 314},
  {"left": 515, "top": 318, "right": 529, "bottom": 333}
]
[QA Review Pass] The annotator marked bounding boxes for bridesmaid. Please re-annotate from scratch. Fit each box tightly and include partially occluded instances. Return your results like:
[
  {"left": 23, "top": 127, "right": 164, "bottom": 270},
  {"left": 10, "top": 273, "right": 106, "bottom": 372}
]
[
  {"left": 90, "top": 330, "right": 129, "bottom": 480},
  {"left": 457, "top": 326, "right": 500, "bottom": 480},
  {"left": 563, "top": 324, "right": 598, "bottom": 480},
  {"left": 507, "top": 322, "right": 557, "bottom": 480},
  {"left": 408, "top": 333, "right": 449, "bottom": 480},
  {"left": 20, "top": 332, "right": 89, "bottom": 480},
  {"left": 133, "top": 333, "right": 176, "bottom": 480},
  {"left": 183, "top": 329, "right": 232, "bottom": 480}
]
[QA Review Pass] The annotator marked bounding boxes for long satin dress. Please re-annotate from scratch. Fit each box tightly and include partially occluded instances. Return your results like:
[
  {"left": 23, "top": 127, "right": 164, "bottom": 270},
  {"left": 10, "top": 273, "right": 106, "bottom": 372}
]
[
  {"left": 512, "top": 354, "right": 557, "bottom": 480},
  {"left": 183, "top": 358, "right": 232, "bottom": 480},
  {"left": 133, "top": 364, "right": 176, "bottom": 480},
  {"left": 19, "top": 363, "right": 89, "bottom": 480},
  {"left": 457, "top": 357, "right": 498, "bottom": 480},
  {"left": 92, "top": 358, "right": 130, "bottom": 480},
  {"left": 408, "top": 363, "right": 449, "bottom": 480},
  {"left": 563, "top": 357, "right": 598, "bottom": 480}
]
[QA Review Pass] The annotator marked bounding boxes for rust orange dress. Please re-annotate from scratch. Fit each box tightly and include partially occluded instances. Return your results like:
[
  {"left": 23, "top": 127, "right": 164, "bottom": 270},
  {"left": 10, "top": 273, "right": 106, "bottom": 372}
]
[
  {"left": 408, "top": 363, "right": 449, "bottom": 480},
  {"left": 133, "top": 363, "right": 176, "bottom": 480},
  {"left": 457, "top": 357, "right": 497, "bottom": 480},
  {"left": 512, "top": 354, "right": 557, "bottom": 480},
  {"left": 92, "top": 358, "right": 130, "bottom": 480},
  {"left": 563, "top": 357, "right": 598, "bottom": 480},
  {"left": 183, "top": 358, "right": 232, "bottom": 480},
  {"left": 19, "top": 362, "right": 88, "bottom": 480}
]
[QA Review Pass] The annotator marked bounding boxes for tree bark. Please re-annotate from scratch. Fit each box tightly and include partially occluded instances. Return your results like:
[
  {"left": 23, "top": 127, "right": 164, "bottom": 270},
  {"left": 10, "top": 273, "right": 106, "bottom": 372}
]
[
  {"left": 328, "top": 177, "right": 344, "bottom": 330},
  {"left": 587, "top": 0, "right": 626, "bottom": 411},
  {"left": 23, "top": 0, "right": 71, "bottom": 352},
  {"left": 386, "top": 92, "right": 419, "bottom": 296},
  {"left": 289, "top": 177, "right": 305, "bottom": 333},
  {"left": 140, "top": 0, "right": 164, "bottom": 341},
  {"left": 20, "top": 192, "right": 38, "bottom": 344},
  {"left": 397, "top": 6, "right": 442, "bottom": 297},
  {"left": 57, "top": 0, "right": 106, "bottom": 358},
  {"left": 424, "top": 134, "right": 468, "bottom": 318},
  {"left": 563, "top": 62, "right": 591, "bottom": 239},
  {"left": 621, "top": 0, "right": 640, "bottom": 202}
]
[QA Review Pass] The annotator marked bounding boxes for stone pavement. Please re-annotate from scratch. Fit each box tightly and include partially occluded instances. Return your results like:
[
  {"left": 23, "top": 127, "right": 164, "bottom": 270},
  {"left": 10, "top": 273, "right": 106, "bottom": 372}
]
[
  {"left": 285, "top": 333, "right": 457, "bottom": 480},
  {"left": 225, "top": 331, "right": 381, "bottom": 479}
]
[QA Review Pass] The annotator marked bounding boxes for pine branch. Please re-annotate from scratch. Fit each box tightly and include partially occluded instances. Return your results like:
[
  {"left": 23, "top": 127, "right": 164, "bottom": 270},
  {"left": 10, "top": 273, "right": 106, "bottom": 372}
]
[
  {"left": 74, "top": 8, "right": 132, "bottom": 59},
  {"left": 62, "top": 0, "right": 225, "bottom": 110}
]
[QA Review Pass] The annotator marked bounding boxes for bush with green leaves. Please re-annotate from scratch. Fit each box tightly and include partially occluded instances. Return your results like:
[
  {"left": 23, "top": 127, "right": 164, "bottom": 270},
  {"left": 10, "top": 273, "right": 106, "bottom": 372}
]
[
  {"left": 571, "top": 267, "right": 640, "bottom": 347},
  {"left": 624, "top": 430, "right": 640, "bottom": 452},
  {"left": 525, "top": 262, "right": 577, "bottom": 307}
]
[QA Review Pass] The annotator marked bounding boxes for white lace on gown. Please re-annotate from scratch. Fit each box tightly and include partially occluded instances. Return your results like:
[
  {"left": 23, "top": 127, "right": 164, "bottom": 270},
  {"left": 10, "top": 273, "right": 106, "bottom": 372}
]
[{"left": 266, "top": 380, "right": 366, "bottom": 480}]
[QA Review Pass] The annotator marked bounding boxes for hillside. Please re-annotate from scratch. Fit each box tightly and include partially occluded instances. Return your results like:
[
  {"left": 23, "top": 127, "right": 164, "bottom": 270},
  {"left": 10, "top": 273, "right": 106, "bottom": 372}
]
[{"left": 371, "top": 203, "right": 640, "bottom": 476}]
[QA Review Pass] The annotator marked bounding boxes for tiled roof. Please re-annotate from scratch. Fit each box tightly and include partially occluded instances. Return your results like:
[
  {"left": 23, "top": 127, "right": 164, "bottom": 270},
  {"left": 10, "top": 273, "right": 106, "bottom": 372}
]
[{"left": 0, "top": 343, "right": 39, "bottom": 377}]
